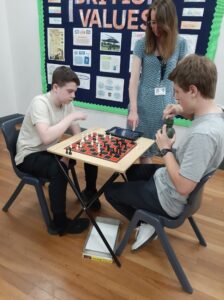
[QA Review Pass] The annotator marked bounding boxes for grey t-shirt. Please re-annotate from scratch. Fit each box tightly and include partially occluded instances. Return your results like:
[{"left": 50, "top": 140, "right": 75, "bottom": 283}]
[
  {"left": 154, "top": 112, "right": 224, "bottom": 217},
  {"left": 15, "top": 92, "right": 76, "bottom": 165}
]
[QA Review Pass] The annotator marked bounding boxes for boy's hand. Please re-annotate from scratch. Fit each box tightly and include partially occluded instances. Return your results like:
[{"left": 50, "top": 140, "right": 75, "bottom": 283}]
[
  {"left": 156, "top": 125, "right": 176, "bottom": 151},
  {"left": 71, "top": 111, "right": 87, "bottom": 121},
  {"left": 163, "top": 104, "right": 183, "bottom": 120}
]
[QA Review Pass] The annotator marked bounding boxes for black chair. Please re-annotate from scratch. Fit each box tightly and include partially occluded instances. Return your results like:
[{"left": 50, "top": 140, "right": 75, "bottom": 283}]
[
  {"left": 1, "top": 116, "right": 80, "bottom": 232},
  {"left": 116, "top": 171, "right": 215, "bottom": 294}
]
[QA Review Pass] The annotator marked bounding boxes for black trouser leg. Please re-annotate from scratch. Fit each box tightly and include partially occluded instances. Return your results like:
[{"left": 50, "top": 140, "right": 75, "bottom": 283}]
[
  {"left": 84, "top": 163, "right": 98, "bottom": 191},
  {"left": 104, "top": 164, "right": 168, "bottom": 220},
  {"left": 18, "top": 152, "right": 68, "bottom": 215}
]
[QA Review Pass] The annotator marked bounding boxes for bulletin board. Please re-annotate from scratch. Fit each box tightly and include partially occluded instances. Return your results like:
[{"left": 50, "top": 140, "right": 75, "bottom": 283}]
[{"left": 38, "top": 0, "right": 224, "bottom": 118}]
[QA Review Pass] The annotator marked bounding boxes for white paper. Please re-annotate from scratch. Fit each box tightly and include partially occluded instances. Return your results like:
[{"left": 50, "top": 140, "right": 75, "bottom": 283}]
[
  {"left": 180, "top": 34, "right": 198, "bottom": 54},
  {"left": 96, "top": 76, "right": 124, "bottom": 102},
  {"left": 48, "top": 0, "right": 61, "bottom": 3},
  {"left": 48, "top": 6, "right": 61, "bottom": 14},
  {"left": 73, "top": 28, "right": 92, "bottom": 46},
  {"left": 184, "top": 0, "right": 205, "bottom": 2},
  {"left": 47, "top": 28, "right": 65, "bottom": 61},
  {"left": 131, "top": 31, "right": 145, "bottom": 51},
  {"left": 76, "top": 72, "right": 91, "bottom": 90},
  {"left": 47, "top": 63, "right": 70, "bottom": 84},
  {"left": 85, "top": 222, "right": 119, "bottom": 254},
  {"left": 100, "top": 55, "right": 121, "bottom": 73},
  {"left": 181, "top": 21, "right": 202, "bottom": 30},
  {"left": 49, "top": 17, "right": 62, "bottom": 25},
  {"left": 182, "top": 8, "right": 204, "bottom": 17},
  {"left": 73, "top": 49, "right": 91, "bottom": 67}
]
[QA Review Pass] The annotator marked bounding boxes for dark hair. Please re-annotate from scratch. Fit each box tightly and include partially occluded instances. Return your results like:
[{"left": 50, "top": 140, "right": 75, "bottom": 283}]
[
  {"left": 51, "top": 66, "right": 80, "bottom": 88},
  {"left": 145, "top": 0, "right": 178, "bottom": 60},
  {"left": 168, "top": 54, "right": 217, "bottom": 99}
]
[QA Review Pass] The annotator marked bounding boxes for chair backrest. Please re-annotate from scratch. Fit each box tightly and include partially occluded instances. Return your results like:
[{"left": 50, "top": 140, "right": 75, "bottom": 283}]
[
  {"left": 161, "top": 170, "right": 215, "bottom": 228},
  {"left": 1, "top": 116, "right": 24, "bottom": 177},
  {"left": 185, "top": 171, "right": 215, "bottom": 214}
]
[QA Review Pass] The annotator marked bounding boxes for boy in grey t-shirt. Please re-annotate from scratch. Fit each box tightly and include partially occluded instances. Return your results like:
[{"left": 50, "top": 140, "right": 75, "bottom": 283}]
[{"left": 104, "top": 54, "right": 224, "bottom": 251}]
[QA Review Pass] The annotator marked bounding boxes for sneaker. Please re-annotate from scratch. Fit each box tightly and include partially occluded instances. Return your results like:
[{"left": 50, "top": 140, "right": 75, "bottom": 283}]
[
  {"left": 65, "top": 218, "right": 90, "bottom": 234},
  {"left": 48, "top": 218, "right": 90, "bottom": 235},
  {"left": 131, "top": 224, "right": 155, "bottom": 251},
  {"left": 81, "top": 188, "right": 101, "bottom": 211}
]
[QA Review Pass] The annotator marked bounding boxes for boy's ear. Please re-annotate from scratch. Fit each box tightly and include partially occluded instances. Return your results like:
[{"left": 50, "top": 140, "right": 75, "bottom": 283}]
[
  {"left": 52, "top": 83, "right": 59, "bottom": 91},
  {"left": 189, "top": 84, "right": 198, "bottom": 97}
]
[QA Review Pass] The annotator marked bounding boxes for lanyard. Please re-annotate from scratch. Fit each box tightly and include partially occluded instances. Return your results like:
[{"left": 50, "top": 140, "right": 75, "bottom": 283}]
[
  {"left": 157, "top": 56, "right": 166, "bottom": 82},
  {"left": 160, "top": 61, "right": 166, "bottom": 81}
]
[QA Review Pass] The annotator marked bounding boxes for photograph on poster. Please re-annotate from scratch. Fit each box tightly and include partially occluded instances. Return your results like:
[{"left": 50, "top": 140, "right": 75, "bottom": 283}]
[
  {"left": 73, "top": 49, "right": 92, "bottom": 67},
  {"left": 47, "top": 28, "right": 65, "bottom": 61},
  {"left": 100, "top": 33, "right": 122, "bottom": 52},
  {"left": 73, "top": 28, "right": 92, "bottom": 46},
  {"left": 76, "top": 72, "right": 91, "bottom": 90},
  {"left": 96, "top": 76, "right": 124, "bottom": 102},
  {"left": 131, "top": 31, "right": 145, "bottom": 51},
  {"left": 182, "top": 7, "right": 204, "bottom": 17},
  {"left": 100, "top": 55, "right": 121, "bottom": 73}
]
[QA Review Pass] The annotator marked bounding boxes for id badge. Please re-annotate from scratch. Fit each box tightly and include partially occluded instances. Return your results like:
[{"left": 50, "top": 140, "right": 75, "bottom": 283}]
[{"left": 154, "top": 87, "right": 166, "bottom": 96}]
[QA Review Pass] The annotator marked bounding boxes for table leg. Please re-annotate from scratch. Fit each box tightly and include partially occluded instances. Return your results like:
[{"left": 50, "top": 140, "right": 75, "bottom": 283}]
[{"left": 55, "top": 155, "right": 121, "bottom": 267}]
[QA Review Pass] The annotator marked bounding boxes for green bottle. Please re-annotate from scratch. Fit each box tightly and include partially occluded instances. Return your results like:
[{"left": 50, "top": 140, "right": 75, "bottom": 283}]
[{"left": 165, "top": 118, "right": 175, "bottom": 138}]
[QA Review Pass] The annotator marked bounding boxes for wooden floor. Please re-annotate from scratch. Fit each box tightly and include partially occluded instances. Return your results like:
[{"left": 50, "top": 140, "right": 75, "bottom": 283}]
[{"left": 0, "top": 131, "right": 224, "bottom": 300}]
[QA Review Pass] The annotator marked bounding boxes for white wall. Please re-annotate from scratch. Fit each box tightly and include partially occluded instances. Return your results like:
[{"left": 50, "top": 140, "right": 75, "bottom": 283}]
[
  {"left": 5, "top": 0, "right": 42, "bottom": 114},
  {"left": 1, "top": 0, "right": 224, "bottom": 127},
  {"left": 0, "top": 0, "right": 17, "bottom": 116}
]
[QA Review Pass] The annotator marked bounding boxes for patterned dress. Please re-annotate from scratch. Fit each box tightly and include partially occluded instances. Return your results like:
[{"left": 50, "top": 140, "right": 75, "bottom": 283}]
[{"left": 131, "top": 36, "right": 188, "bottom": 157}]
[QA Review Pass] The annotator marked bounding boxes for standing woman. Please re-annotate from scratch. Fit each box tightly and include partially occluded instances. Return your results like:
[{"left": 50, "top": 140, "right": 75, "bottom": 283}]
[{"left": 128, "top": 0, "right": 187, "bottom": 163}]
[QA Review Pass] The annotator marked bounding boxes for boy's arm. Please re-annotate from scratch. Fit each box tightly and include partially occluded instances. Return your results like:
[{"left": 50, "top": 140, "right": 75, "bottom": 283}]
[
  {"left": 156, "top": 125, "right": 197, "bottom": 196},
  {"left": 36, "top": 111, "right": 86, "bottom": 145},
  {"left": 163, "top": 104, "right": 194, "bottom": 120}
]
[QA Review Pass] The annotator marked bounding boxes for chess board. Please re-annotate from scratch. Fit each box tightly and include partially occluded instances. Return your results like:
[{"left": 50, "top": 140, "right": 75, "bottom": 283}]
[{"left": 65, "top": 132, "right": 136, "bottom": 163}]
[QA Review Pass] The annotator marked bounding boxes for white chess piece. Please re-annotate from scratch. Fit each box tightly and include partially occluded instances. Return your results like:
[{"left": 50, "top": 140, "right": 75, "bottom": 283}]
[{"left": 97, "top": 143, "right": 101, "bottom": 153}]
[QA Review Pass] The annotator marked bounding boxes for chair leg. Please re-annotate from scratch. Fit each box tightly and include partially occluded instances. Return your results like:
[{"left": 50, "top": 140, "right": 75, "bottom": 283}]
[
  {"left": 188, "top": 216, "right": 207, "bottom": 246},
  {"left": 156, "top": 225, "right": 193, "bottom": 294},
  {"left": 34, "top": 184, "right": 52, "bottom": 228},
  {"left": 2, "top": 180, "right": 25, "bottom": 212},
  {"left": 116, "top": 213, "right": 140, "bottom": 256}
]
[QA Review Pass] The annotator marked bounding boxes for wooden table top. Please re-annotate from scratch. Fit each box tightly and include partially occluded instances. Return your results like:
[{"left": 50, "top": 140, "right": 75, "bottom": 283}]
[{"left": 47, "top": 128, "right": 154, "bottom": 173}]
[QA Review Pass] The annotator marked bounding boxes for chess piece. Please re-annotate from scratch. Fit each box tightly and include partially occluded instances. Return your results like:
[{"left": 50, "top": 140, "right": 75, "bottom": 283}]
[
  {"left": 68, "top": 146, "right": 72, "bottom": 155},
  {"left": 163, "top": 118, "right": 175, "bottom": 138}
]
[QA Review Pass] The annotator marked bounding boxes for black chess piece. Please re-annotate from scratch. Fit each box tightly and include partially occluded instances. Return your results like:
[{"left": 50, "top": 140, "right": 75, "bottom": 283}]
[
  {"left": 163, "top": 118, "right": 175, "bottom": 138},
  {"left": 68, "top": 146, "right": 72, "bottom": 155}
]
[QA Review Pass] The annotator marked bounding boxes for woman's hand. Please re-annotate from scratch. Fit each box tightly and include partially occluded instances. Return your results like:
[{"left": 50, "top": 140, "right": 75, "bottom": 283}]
[{"left": 127, "top": 110, "right": 139, "bottom": 131}]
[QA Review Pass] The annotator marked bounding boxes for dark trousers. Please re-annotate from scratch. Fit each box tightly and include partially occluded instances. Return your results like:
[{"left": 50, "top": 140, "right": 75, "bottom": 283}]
[
  {"left": 18, "top": 151, "right": 97, "bottom": 216},
  {"left": 104, "top": 164, "right": 169, "bottom": 221}
]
